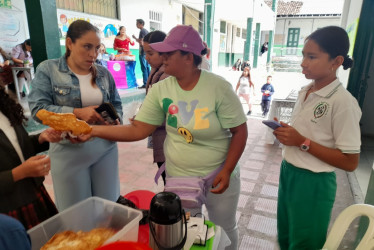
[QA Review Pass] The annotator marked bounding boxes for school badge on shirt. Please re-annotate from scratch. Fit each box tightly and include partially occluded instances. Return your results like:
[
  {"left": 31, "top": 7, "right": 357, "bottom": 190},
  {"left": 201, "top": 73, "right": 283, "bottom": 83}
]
[{"left": 311, "top": 101, "right": 329, "bottom": 123}]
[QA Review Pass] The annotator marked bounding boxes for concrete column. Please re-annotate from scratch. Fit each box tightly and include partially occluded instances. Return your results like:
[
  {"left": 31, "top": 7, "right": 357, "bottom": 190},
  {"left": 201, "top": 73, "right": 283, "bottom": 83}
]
[
  {"left": 267, "top": 0, "right": 277, "bottom": 64},
  {"left": 244, "top": 18, "right": 253, "bottom": 61},
  {"left": 253, "top": 23, "right": 261, "bottom": 68},
  {"left": 24, "top": 0, "right": 61, "bottom": 68}
]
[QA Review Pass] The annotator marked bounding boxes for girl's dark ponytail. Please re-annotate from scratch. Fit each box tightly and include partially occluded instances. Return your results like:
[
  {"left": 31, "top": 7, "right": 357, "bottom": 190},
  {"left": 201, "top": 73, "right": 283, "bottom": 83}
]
[{"left": 342, "top": 55, "right": 353, "bottom": 70}]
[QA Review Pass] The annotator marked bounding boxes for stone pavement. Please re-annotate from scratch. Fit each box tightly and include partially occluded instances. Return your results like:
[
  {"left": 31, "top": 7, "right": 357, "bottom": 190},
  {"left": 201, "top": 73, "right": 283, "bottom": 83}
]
[{"left": 39, "top": 67, "right": 359, "bottom": 249}]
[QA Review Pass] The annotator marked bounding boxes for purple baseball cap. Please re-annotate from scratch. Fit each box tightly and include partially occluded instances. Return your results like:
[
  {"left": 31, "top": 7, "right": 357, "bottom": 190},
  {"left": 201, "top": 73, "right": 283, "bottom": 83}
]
[{"left": 149, "top": 25, "right": 205, "bottom": 56}]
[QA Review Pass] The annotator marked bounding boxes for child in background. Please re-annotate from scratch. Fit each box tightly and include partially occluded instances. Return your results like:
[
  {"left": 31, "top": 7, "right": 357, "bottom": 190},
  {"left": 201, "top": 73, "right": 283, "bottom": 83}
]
[
  {"left": 273, "top": 26, "right": 361, "bottom": 249},
  {"left": 260, "top": 75, "right": 275, "bottom": 117},
  {"left": 241, "top": 60, "right": 251, "bottom": 71},
  {"left": 96, "top": 43, "right": 109, "bottom": 67},
  {"left": 235, "top": 67, "right": 255, "bottom": 115},
  {"left": 232, "top": 58, "right": 241, "bottom": 71}
]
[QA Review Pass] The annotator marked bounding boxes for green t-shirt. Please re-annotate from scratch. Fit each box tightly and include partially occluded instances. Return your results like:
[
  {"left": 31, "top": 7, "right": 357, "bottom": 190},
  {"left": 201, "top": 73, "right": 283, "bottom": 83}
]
[{"left": 135, "top": 70, "right": 247, "bottom": 176}]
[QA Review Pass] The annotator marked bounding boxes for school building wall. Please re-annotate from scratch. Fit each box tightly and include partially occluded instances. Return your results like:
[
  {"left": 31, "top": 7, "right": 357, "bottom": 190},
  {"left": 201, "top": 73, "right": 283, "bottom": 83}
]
[
  {"left": 273, "top": 17, "right": 341, "bottom": 57},
  {"left": 0, "top": 0, "right": 184, "bottom": 80},
  {"left": 2, "top": 0, "right": 274, "bottom": 73}
]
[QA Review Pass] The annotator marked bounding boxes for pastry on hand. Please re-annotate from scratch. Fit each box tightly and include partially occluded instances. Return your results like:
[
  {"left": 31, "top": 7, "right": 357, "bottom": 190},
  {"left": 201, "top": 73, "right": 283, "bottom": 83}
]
[{"left": 36, "top": 109, "right": 92, "bottom": 136}]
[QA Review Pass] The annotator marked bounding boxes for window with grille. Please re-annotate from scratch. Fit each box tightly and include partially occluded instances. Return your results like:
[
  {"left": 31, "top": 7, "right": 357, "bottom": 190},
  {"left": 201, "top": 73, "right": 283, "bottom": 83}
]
[
  {"left": 220, "top": 21, "right": 226, "bottom": 34},
  {"left": 198, "top": 13, "right": 203, "bottom": 34},
  {"left": 236, "top": 27, "right": 241, "bottom": 37},
  {"left": 149, "top": 10, "right": 162, "bottom": 31},
  {"left": 56, "top": 0, "right": 118, "bottom": 19},
  {"left": 242, "top": 29, "right": 247, "bottom": 39}
]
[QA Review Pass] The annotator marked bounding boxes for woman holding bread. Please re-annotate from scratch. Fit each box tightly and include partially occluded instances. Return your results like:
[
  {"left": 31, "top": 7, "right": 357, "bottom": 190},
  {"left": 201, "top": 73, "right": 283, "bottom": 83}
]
[{"left": 28, "top": 20, "right": 123, "bottom": 211}]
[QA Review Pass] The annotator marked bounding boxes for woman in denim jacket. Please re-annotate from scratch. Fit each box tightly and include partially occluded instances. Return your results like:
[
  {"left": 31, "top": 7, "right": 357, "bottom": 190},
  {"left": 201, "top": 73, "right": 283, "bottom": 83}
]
[{"left": 28, "top": 20, "right": 123, "bottom": 211}]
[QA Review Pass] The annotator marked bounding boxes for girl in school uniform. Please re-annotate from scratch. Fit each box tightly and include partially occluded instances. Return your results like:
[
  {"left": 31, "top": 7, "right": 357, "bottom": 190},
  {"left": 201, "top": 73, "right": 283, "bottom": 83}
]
[{"left": 273, "top": 26, "right": 361, "bottom": 249}]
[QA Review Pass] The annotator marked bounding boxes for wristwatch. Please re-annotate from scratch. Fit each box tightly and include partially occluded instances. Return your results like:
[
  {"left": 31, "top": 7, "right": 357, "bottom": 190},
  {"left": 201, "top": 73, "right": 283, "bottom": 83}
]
[{"left": 300, "top": 138, "right": 311, "bottom": 152}]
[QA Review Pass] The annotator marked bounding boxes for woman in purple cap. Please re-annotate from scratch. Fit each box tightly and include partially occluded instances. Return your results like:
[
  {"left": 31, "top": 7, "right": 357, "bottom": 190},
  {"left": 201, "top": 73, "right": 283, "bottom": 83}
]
[{"left": 80, "top": 25, "right": 247, "bottom": 249}]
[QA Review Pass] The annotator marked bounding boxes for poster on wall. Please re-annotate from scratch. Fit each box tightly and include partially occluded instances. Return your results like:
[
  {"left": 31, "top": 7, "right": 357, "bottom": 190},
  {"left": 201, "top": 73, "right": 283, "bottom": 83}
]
[
  {"left": 219, "top": 34, "right": 226, "bottom": 53},
  {"left": 0, "top": 0, "right": 11, "bottom": 9},
  {"left": 0, "top": 8, "right": 27, "bottom": 51},
  {"left": 57, "top": 9, "right": 121, "bottom": 49},
  {"left": 347, "top": 18, "right": 359, "bottom": 57}
]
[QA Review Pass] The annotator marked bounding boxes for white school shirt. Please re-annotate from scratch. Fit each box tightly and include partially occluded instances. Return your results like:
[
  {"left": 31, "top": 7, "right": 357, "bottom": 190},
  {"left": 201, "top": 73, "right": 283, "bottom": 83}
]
[
  {"left": 0, "top": 111, "right": 25, "bottom": 162},
  {"left": 283, "top": 78, "right": 362, "bottom": 173},
  {"left": 75, "top": 73, "right": 103, "bottom": 107}
]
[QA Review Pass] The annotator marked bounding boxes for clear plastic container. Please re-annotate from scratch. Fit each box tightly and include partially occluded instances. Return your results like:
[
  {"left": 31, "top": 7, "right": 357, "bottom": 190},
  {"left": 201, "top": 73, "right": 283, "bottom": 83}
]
[{"left": 27, "top": 196, "right": 142, "bottom": 250}]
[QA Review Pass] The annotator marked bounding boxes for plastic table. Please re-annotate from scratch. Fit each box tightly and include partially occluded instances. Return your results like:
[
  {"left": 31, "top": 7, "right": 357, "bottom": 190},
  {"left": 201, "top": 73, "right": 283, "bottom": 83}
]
[
  {"left": 265, "top": 98, "right": 297, "bottom": 144},
  {"left": 11, "top": 66, "right": 34, "bottom": 101},
  {"left": 107, "top": 61, "right": 127, "bottom": 89}
]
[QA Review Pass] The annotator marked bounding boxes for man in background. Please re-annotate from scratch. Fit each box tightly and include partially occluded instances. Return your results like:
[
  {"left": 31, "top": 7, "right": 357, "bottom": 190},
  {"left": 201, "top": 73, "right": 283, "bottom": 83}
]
[{"left": 133, "top": 19, "right": 150, "bottom": 88}]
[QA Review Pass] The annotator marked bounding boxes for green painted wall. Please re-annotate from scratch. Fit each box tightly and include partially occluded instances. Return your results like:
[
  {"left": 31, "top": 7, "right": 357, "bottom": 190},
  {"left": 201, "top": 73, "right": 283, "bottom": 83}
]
[
  {"left": 218, "top": 52, "right": 243, "bottom": 67},
  {"left": 218, "top": 53, "right": 226, "bottom": 67},
  {"left": 231, "top": 53, "right": 244, "bottom": 66}
]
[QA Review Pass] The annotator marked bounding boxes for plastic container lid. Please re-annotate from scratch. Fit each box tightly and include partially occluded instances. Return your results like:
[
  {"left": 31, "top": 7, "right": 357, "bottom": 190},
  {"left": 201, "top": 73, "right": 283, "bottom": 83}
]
[
  {"left": 96, "top": 241, "right": 152, "bottom": 250},
  {"left": 124, "top": 190, "right": 155, "bottom": 209}
]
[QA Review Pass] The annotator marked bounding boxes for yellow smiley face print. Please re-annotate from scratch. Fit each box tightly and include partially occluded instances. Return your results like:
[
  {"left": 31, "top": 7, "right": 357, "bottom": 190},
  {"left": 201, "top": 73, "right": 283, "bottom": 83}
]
[{"left": 177, "top": 127, "right": 193, "bottom": 143}]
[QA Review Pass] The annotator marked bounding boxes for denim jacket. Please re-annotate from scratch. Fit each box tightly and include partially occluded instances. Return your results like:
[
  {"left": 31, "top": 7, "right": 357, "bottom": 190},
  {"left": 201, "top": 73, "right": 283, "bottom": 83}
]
[{"left": 28, "top": 55, "right": 123, "bottom": 123}]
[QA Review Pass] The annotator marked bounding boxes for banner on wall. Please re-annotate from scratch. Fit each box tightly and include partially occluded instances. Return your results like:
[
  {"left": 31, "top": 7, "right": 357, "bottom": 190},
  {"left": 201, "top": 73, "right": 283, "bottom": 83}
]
[
  {"left": 347, "top": 18, "right": 359, "bottom": 57},
  {"left": 57, "top": 9, "right": 121, "bottom": 49},
  {"left": 0, "top": 8, "right": 27, "bottom": 51}
]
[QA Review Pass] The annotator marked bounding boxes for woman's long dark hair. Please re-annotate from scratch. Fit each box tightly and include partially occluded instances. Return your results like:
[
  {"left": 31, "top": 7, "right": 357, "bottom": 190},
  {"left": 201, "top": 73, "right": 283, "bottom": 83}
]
[
  {"left": 116, "top": 26, "right": 124, "bottom": 37},
  {"left": 0, "top": 86, "right": 27, "bottom": 126},
  {"left": 21, "top": 39, "right": 31, "bottom": 57},
  {"left": 65, "top": 20, "right": 99, "bottom": 86},
  {"left": 143, "top": 30, "right": 166, "bottom": 44}
]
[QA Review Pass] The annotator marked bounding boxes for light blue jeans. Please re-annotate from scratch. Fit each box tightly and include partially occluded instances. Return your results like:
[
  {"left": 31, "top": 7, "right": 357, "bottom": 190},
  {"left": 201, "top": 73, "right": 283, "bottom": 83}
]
[
  {"left": 49, "top": 138, "right": 120, "bottom": 211},
  {"left": 186, "top": 169, "right": 240, "bottom": 250}
]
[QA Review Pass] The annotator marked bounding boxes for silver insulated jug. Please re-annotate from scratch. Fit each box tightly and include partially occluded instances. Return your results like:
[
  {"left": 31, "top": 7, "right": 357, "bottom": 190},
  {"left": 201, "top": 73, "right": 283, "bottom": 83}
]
[{"left": 149, "top": 192, "right": 187, "bottom": 250}]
